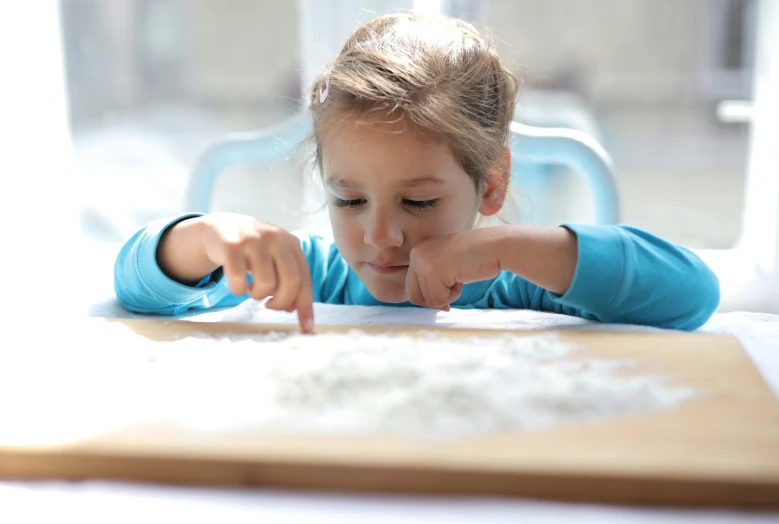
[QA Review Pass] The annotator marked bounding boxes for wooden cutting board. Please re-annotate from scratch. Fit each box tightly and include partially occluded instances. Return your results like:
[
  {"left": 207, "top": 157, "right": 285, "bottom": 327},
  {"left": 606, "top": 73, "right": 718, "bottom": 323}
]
[{"left": 1, "top": 318, "right": 778, "bottom": 508}]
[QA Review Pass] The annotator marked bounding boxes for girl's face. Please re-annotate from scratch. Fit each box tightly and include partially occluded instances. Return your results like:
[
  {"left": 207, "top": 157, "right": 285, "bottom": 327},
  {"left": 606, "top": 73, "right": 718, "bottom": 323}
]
[{"left": 321, "top": 116, "right": 502, "bottom": 303}]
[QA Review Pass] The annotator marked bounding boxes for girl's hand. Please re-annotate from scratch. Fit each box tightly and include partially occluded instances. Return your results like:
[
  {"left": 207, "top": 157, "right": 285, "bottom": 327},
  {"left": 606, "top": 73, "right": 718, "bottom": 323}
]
[
  {"left": 405, "top": 228, "right": 504, "bottom": 310},
  {"left": 201, "top": 213, "right": 314, "bottom": 332}
]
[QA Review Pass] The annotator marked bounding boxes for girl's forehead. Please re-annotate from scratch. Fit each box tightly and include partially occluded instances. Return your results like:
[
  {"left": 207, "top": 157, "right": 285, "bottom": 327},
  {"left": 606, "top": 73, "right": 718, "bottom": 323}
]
[
  {"left": 322, "top": 122, "right": 461, "bottom": 178},
  {"left": 318, "top": 110, "right": 477, "bottom": 191}
]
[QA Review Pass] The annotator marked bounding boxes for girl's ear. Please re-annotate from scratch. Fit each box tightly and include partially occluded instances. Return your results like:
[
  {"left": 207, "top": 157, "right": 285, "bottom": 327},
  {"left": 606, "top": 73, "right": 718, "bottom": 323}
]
[{"left": 479, "top": 145, "right": 511, "bottom": 217}]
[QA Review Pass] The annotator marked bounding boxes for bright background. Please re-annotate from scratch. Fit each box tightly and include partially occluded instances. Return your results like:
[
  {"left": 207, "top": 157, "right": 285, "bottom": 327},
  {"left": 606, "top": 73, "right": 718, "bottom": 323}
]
[{"left": 2, "top": 0, "right": 777, "bottom": 314}]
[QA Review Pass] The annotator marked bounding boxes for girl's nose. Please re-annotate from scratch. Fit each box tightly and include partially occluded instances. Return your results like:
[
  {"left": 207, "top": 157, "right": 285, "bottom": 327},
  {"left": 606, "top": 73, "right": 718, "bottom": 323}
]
[{"left": 364, "top": 208, "right": 404, "bottom": 249}]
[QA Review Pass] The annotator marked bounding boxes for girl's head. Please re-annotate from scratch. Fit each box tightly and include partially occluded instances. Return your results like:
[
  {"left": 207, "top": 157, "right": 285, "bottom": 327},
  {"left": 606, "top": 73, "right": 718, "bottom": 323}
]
[{"left": 309, "top": 13, "right": 519, "bottom": 303}]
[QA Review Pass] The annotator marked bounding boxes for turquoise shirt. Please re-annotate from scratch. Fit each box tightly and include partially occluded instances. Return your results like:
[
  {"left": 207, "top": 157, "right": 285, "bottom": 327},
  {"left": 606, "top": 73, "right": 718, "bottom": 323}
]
[{"left": 114, "top": 213, "right": 720, "bottom": 331}]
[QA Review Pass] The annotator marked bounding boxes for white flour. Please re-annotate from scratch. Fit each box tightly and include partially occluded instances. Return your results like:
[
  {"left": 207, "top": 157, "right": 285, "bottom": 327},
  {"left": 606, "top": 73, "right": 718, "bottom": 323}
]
[
  {"left": 0, "top": 326, "right": 701, "bottom": 442},
  {"left": 137, "top": 329, "right": 700, "bottom": 439}
]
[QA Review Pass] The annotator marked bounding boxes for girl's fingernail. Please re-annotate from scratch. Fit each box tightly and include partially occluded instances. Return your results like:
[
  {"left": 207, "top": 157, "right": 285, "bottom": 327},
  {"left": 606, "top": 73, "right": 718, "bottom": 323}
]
[{"left": 304, "top": 317, "right": 314, "bottom": 332}]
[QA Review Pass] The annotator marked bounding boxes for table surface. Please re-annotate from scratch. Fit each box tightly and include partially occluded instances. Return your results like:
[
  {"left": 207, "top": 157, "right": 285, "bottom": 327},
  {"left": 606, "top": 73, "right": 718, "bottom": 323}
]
[{"left": 3, "top": 288, "right": 779, "bottom": 523}]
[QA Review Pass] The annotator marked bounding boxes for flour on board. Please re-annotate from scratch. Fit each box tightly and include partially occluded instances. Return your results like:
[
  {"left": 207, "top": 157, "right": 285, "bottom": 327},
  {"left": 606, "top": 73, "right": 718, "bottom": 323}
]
[{"left": 115, "top": 328, "right": 701, "bottom": 439}]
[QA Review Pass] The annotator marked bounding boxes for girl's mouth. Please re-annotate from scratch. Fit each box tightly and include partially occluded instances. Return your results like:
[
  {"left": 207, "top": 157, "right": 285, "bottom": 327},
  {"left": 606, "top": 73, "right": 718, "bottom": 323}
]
[{"left": 368, "top": 263, "right": 408, "bottom": 274}]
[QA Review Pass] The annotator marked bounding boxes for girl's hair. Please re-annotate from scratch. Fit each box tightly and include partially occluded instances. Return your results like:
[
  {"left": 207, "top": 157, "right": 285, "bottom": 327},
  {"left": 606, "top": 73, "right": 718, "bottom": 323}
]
[{"left": 307, "top": 13, "right": 519, "bottom": 194}]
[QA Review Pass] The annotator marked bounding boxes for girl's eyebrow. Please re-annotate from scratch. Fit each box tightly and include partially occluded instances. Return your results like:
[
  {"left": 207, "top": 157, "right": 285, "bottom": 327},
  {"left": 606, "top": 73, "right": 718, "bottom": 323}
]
[
  {"left": 325, "top": 177, "right": 360, "bottom": 190},
  {"left": 325, "top": 176, "right": 445, "bottom": 190},
  {"left": 399, "top": 176, "right": 446, "bottom": 188}
]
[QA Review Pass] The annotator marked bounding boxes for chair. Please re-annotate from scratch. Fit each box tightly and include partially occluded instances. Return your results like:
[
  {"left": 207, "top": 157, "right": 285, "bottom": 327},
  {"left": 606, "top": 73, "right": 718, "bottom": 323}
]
[{"left": 186, "top": 109, "right": 620, "bottom": 225}]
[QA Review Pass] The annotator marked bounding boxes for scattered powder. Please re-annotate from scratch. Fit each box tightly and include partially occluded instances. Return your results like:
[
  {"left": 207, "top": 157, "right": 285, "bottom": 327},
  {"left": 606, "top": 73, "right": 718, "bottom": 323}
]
[
  {"left": 0, "top": 326, "right": 702, "bottom": 442},
  {"left": 136, "top": 329, "right": 701, "bottom": 439}
]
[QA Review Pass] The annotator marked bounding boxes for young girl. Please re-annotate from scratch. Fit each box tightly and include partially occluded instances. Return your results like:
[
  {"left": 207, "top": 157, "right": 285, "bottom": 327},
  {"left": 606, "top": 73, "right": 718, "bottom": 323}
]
[{"left": 114, "top": 13, "right": 720, "bottom": 333}]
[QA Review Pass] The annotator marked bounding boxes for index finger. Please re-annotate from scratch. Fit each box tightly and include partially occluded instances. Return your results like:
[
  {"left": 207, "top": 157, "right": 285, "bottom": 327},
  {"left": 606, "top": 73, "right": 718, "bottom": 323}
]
[{"left": 293, "top": 242, "right": 315, "bottom": 333}]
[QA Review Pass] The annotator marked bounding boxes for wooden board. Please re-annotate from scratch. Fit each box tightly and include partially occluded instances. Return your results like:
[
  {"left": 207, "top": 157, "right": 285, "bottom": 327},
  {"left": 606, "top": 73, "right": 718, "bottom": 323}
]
[{"left": 1, "top": 318, "right": 778, "bottom": 508}]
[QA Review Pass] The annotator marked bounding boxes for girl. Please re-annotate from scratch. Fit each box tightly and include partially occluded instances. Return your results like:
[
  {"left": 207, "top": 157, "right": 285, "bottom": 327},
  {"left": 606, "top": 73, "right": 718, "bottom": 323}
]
[{"left": 114, "top": 13, "right": 720, "bottom": 333}]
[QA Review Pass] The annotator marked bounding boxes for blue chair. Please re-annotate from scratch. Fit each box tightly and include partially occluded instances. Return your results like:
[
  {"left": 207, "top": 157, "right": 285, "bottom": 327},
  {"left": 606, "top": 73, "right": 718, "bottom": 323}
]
[{"left": 186, "top": 110, "right": 620, "bottom": 225}]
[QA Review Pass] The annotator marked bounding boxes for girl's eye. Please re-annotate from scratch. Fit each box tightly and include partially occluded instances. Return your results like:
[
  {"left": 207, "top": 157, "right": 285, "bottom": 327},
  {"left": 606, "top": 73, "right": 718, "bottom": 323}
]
[
  {"left": 333, "top": 197, "right": 439, "bottom": 210},
  {"left": 403, "top": 198, "right": 440, "bottom": 210},
  {"left": 333, "top": 198, "right": 365, "bottom": 208}
]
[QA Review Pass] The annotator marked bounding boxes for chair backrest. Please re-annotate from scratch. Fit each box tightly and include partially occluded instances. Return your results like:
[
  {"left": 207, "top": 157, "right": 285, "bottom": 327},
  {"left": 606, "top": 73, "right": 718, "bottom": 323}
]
[{"left": 186, "top": 109, "right": 620, "bottom": 224}]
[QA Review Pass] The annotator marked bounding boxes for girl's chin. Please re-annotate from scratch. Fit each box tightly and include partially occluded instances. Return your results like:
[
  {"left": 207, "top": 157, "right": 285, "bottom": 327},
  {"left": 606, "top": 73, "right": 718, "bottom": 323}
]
[{"left": 363, "top": 279, "right": 408, "bottom": 304}]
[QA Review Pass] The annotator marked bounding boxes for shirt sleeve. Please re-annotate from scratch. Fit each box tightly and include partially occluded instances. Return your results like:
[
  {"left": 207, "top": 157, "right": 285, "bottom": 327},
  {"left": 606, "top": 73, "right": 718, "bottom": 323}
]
[
  {"left": 113, "top": 213, "right": 245, "bottom": 315},
  {"left": 480, "top": 224, "right": 720, "bottom": 331}
]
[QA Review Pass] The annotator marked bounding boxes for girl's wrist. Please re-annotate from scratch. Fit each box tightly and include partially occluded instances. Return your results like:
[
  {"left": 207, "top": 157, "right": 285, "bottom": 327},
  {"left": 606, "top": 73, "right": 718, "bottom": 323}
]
[
  {"left": 158, "top": 215, "right": 218, "bottom": 284},
  {"left": 492, "top": 224, "right": 578, "bottom": 295},
  {"left": 492, "top": 224, "right": 528, "bottom": 270}
]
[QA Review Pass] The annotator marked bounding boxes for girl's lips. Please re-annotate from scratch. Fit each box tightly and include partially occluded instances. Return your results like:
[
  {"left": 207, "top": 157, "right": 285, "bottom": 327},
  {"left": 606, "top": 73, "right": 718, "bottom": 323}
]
[{"left": 368, "top": 263, "right": 409, "bottom": 274}]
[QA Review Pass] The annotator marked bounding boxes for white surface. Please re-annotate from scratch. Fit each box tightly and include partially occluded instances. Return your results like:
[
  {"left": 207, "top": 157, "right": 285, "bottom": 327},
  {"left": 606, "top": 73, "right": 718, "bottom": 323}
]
[
  {"left": 5, "top": 265, "right": 779, "bottom": 523},
  {"left": 2, "top": 480, "right": 778, "bottom": 524},
  {"left": 67, "top": 330, "right": 689, "bottom": 439}
]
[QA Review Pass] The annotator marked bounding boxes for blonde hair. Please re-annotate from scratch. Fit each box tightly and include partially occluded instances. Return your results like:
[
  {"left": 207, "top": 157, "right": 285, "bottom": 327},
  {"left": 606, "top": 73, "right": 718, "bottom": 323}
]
[{"left": 307, "top": 13, "right": 519, "bottom": 195}]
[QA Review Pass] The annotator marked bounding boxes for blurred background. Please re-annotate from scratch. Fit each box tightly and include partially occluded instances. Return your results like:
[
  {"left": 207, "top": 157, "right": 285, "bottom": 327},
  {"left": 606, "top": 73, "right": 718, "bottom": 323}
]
[
  {"left": 63, "top": 0, "right": 756, "bottom": 248},
  {"left": 3, "top": 0, "right": 776, "bottom": 313}
]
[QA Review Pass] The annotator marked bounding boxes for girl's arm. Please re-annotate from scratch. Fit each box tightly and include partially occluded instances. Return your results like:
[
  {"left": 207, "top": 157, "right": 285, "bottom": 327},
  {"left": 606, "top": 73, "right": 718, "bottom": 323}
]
[
  {"left": 114, "top": 213, "right": 334, "bottom": 331},
  {"left": 493, "top": 225, "right": 578, "bottom": 296},
  {"left": 493, "top": 224, "right": 721, "bottom": 330},
  {"left": 113, "top": 214, "right": 245, "bottom": 316},
  {"left": 156, "top": 215, "right": 219, "bottom": 285},
  {"left": 406, "top": 224, "right": 720, "bottom": 331}
]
